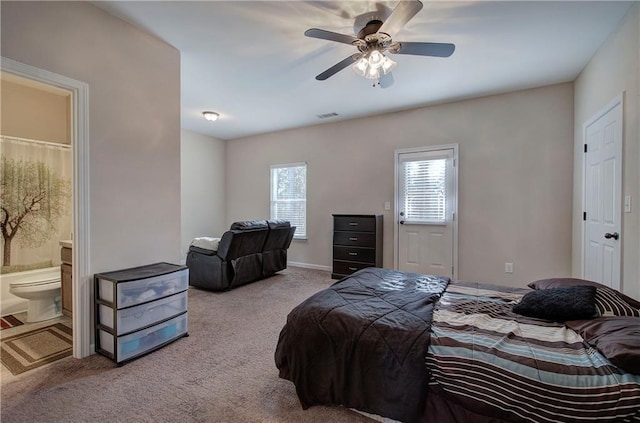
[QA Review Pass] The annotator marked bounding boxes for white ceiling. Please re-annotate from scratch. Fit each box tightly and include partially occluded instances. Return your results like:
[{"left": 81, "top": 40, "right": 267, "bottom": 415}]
[{"left": 94, "top": 1, "right": 632, "bottom": 140}]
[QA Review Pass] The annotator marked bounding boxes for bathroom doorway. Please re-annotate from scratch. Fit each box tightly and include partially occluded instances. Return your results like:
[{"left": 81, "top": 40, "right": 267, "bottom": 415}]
[
  {"left": 1, "top": 57, "right": 91, "bottom": 360},
  {"left": 0, "top": 72, "right": 73, "bottom": 378}
]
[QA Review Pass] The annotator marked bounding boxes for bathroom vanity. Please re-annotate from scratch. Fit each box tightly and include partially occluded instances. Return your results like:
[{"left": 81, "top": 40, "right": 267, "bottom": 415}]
[
  {"left": 60, "top": 240, "right": 72, "bottom": 317},
  {"left": 94, "top": 262, "right": 189, "bottom": 364}
]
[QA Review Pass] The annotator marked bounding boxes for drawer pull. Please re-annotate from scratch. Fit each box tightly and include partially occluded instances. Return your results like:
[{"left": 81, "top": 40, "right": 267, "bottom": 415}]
[
  {"left": 349, "top": 237, "right": 358, "bottom": 241},
  {"left": 348, "top": 252, "right": 358, "bottom": 256},
  {"left": 348, "top": 267, "right": 358, "bottom": 271},
  {"left": 349, "top": 222, "right": 359, "bottom": 226}
]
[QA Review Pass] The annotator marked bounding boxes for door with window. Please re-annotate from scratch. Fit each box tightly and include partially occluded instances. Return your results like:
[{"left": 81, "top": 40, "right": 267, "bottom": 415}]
[{"left": 395, "top": 146, "right": 457, "bottom": 278}]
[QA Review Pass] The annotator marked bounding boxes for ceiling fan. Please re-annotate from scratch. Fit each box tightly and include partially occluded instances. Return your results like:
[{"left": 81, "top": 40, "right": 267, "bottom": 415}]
[{"left": 304, "top": 0, "right": 455, "bottom": 86}]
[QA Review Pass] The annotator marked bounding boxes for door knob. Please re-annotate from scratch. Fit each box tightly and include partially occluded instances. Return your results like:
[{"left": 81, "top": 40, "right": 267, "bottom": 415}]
[
  {"left": 604, "top": 232, "right": 620, "bottom": 240},
  {"left": 400, "top": 220, "right": 405, "bottom": 225}
]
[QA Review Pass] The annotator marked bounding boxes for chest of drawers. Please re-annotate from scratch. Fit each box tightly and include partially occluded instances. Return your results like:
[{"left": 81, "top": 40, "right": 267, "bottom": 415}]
[
  {"left": 332, "top": 214, "right": 383, "bottom": 279},
  {"left": 94, "top": 262, "right": 189, "bottom": 364}
]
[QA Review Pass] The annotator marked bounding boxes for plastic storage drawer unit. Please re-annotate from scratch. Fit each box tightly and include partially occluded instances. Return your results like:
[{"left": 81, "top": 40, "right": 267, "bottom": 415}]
[
  {"left": 97, "top": 268, "right": 188, "bottom": 308},
  {"left": 98, "top": 290, "right": 187, "bottom": 335},
  {"left": 95, "top": 262, "right": 189, "bottom": 364},
  {"left": 98, "top": 313, "right": 188, "bottom": 363}
]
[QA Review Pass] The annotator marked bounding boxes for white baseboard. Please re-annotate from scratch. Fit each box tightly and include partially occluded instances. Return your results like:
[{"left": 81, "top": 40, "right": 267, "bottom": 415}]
[{"left": 288, "top": 261, "right": 332, "bottom": 272}]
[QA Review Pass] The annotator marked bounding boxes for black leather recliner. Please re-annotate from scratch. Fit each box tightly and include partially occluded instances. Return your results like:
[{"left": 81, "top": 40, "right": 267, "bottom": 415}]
[
  {"left": 263, "top": 220, "right": 296, "bottom": 276},
  {"left": 186, "top": 220, "right": 296, "bottom": 291}
]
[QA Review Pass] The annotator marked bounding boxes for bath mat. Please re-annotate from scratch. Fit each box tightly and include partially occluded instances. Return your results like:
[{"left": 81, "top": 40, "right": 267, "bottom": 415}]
[
  {"left": 1, "top": 323, "right": 72, "bottom": 375},
  {"left": 0, "top": 315, "right": 24, "bottom": 330}
]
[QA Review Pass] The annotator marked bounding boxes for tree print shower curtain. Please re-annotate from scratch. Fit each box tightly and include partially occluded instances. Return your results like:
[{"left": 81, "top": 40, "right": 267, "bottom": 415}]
[{"left": 0, "top": 136, "right": 72, "bottom": 272}]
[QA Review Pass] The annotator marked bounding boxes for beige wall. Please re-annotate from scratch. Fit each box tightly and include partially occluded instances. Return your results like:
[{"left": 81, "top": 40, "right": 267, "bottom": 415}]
[
  {"left": 1, "top": 78, "right": 71, "bottom": 144},
  {"left": 226, "top": 83, "right": 574, "bottom": 287},
  {"left": 180, "top": 129, "right": 226, "bottom": 262},
  {"left": 573, "top": 4, "right": 640, "bottom": 300},
  {"left": 1, "top": 1, "right": 182, "bottom": 273}
]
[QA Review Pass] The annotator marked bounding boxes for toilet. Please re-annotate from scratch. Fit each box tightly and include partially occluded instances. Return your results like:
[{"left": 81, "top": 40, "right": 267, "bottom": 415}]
[{"left": 9, "top": 276, "right": 62, "bottom": 323}]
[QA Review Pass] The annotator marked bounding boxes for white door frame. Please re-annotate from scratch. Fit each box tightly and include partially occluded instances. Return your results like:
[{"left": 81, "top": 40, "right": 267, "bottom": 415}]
[
  {"left": 394, "top": 144, "right": 459, "bottom": 279},
  {"left": 581, "top": 93, "right": 623, "bottom": 284},
  {"left": 2, "top": 57, "right": 92, "bottom": 358}
]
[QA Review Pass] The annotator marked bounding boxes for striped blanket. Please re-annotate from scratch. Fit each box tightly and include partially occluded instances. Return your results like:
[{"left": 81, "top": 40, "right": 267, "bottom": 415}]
[{"left": 426, "top": 281, "right": 640, "bottom": 422}]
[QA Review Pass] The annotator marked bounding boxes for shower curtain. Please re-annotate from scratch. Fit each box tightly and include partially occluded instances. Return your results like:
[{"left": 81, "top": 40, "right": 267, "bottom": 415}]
[{"left": 0, "top": 135, "right": 72, "bottom": 272}]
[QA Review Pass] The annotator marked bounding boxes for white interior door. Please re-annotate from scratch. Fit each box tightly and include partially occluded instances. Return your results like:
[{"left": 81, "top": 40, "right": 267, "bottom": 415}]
[
  {"left": 583, "top": 97, "right": 622, "bottom": 289},
  {"left": 395, "top": 147, "right": 457, "bottom": 278}
]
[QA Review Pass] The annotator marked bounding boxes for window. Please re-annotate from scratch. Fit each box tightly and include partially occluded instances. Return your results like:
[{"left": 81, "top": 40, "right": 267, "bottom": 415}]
[
  {"left": 270, "top": 162, "right": 306, "bottom": 239},
  {"left": 401, "top": 156, "right": 447, "bottom": 224}
]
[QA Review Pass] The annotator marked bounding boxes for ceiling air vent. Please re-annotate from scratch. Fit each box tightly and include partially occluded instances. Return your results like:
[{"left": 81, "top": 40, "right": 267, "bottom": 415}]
[{"left": 316, "top": 112, "right": 339, "bottom": 119}]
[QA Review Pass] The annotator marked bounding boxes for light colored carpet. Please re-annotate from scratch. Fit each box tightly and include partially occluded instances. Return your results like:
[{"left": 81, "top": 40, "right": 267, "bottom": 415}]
[
  {"left": 1, "top": 322, "right": 73, "bottom": 375},
  {"left": 1, "top": 267, "right": 375, "bottom": 423}
]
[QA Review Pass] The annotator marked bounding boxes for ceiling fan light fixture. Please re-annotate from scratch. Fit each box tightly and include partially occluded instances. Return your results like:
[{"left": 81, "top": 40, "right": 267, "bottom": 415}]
[
  {"left": 367, "top": 65, "right": 380, "bottom": 80},
  {"left": 352, "top": 51, "right": 394, "bottom": 80},
  {"left": 202, "top": 111, "right": 219, "bottom": 122},
  {"left": 352, "top": 57, "right": 369, "bottom": 77},
  {"left": 381, "top": 56, "right": 396, "bottom": 74},
  {"left": 352, "top": 51, "right": 395, "bottom": 80},
  {"left": 368, "top": 50, "right": 384, "bottom": 68}
]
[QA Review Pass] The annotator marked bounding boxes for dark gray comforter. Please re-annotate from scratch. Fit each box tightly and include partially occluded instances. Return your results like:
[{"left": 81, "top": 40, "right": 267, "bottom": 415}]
[{"left": 275, "top": 268, "right": 450, "bottom": 423}]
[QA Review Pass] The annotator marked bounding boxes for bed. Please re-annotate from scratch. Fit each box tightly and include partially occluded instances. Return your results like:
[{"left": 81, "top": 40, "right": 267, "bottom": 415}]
[{"left": 274, "top": 268, "right": 640, "bottom": 423}]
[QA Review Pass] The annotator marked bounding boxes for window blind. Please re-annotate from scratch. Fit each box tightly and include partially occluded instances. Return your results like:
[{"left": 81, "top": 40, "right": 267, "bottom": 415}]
[
  {"left": 270, "top": 163, "right": 306, "bottom": 239},
  {"left": 401, "top": 158, "right": 447, "bottom": 223}
]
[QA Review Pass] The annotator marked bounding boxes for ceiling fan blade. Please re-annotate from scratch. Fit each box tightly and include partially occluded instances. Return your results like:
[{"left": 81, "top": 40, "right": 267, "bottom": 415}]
[
  {"left": 391, "top": 42, "right": 455, "bottom": 57},
  {"left": 304, "top": 28, "right": 358, "bottom": 45},
  {"left": 315, "top": 54, "right": 362, "bottom": 81},
  {"left": 378, "top": 0, "right": 423, "bottom": 37}
]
